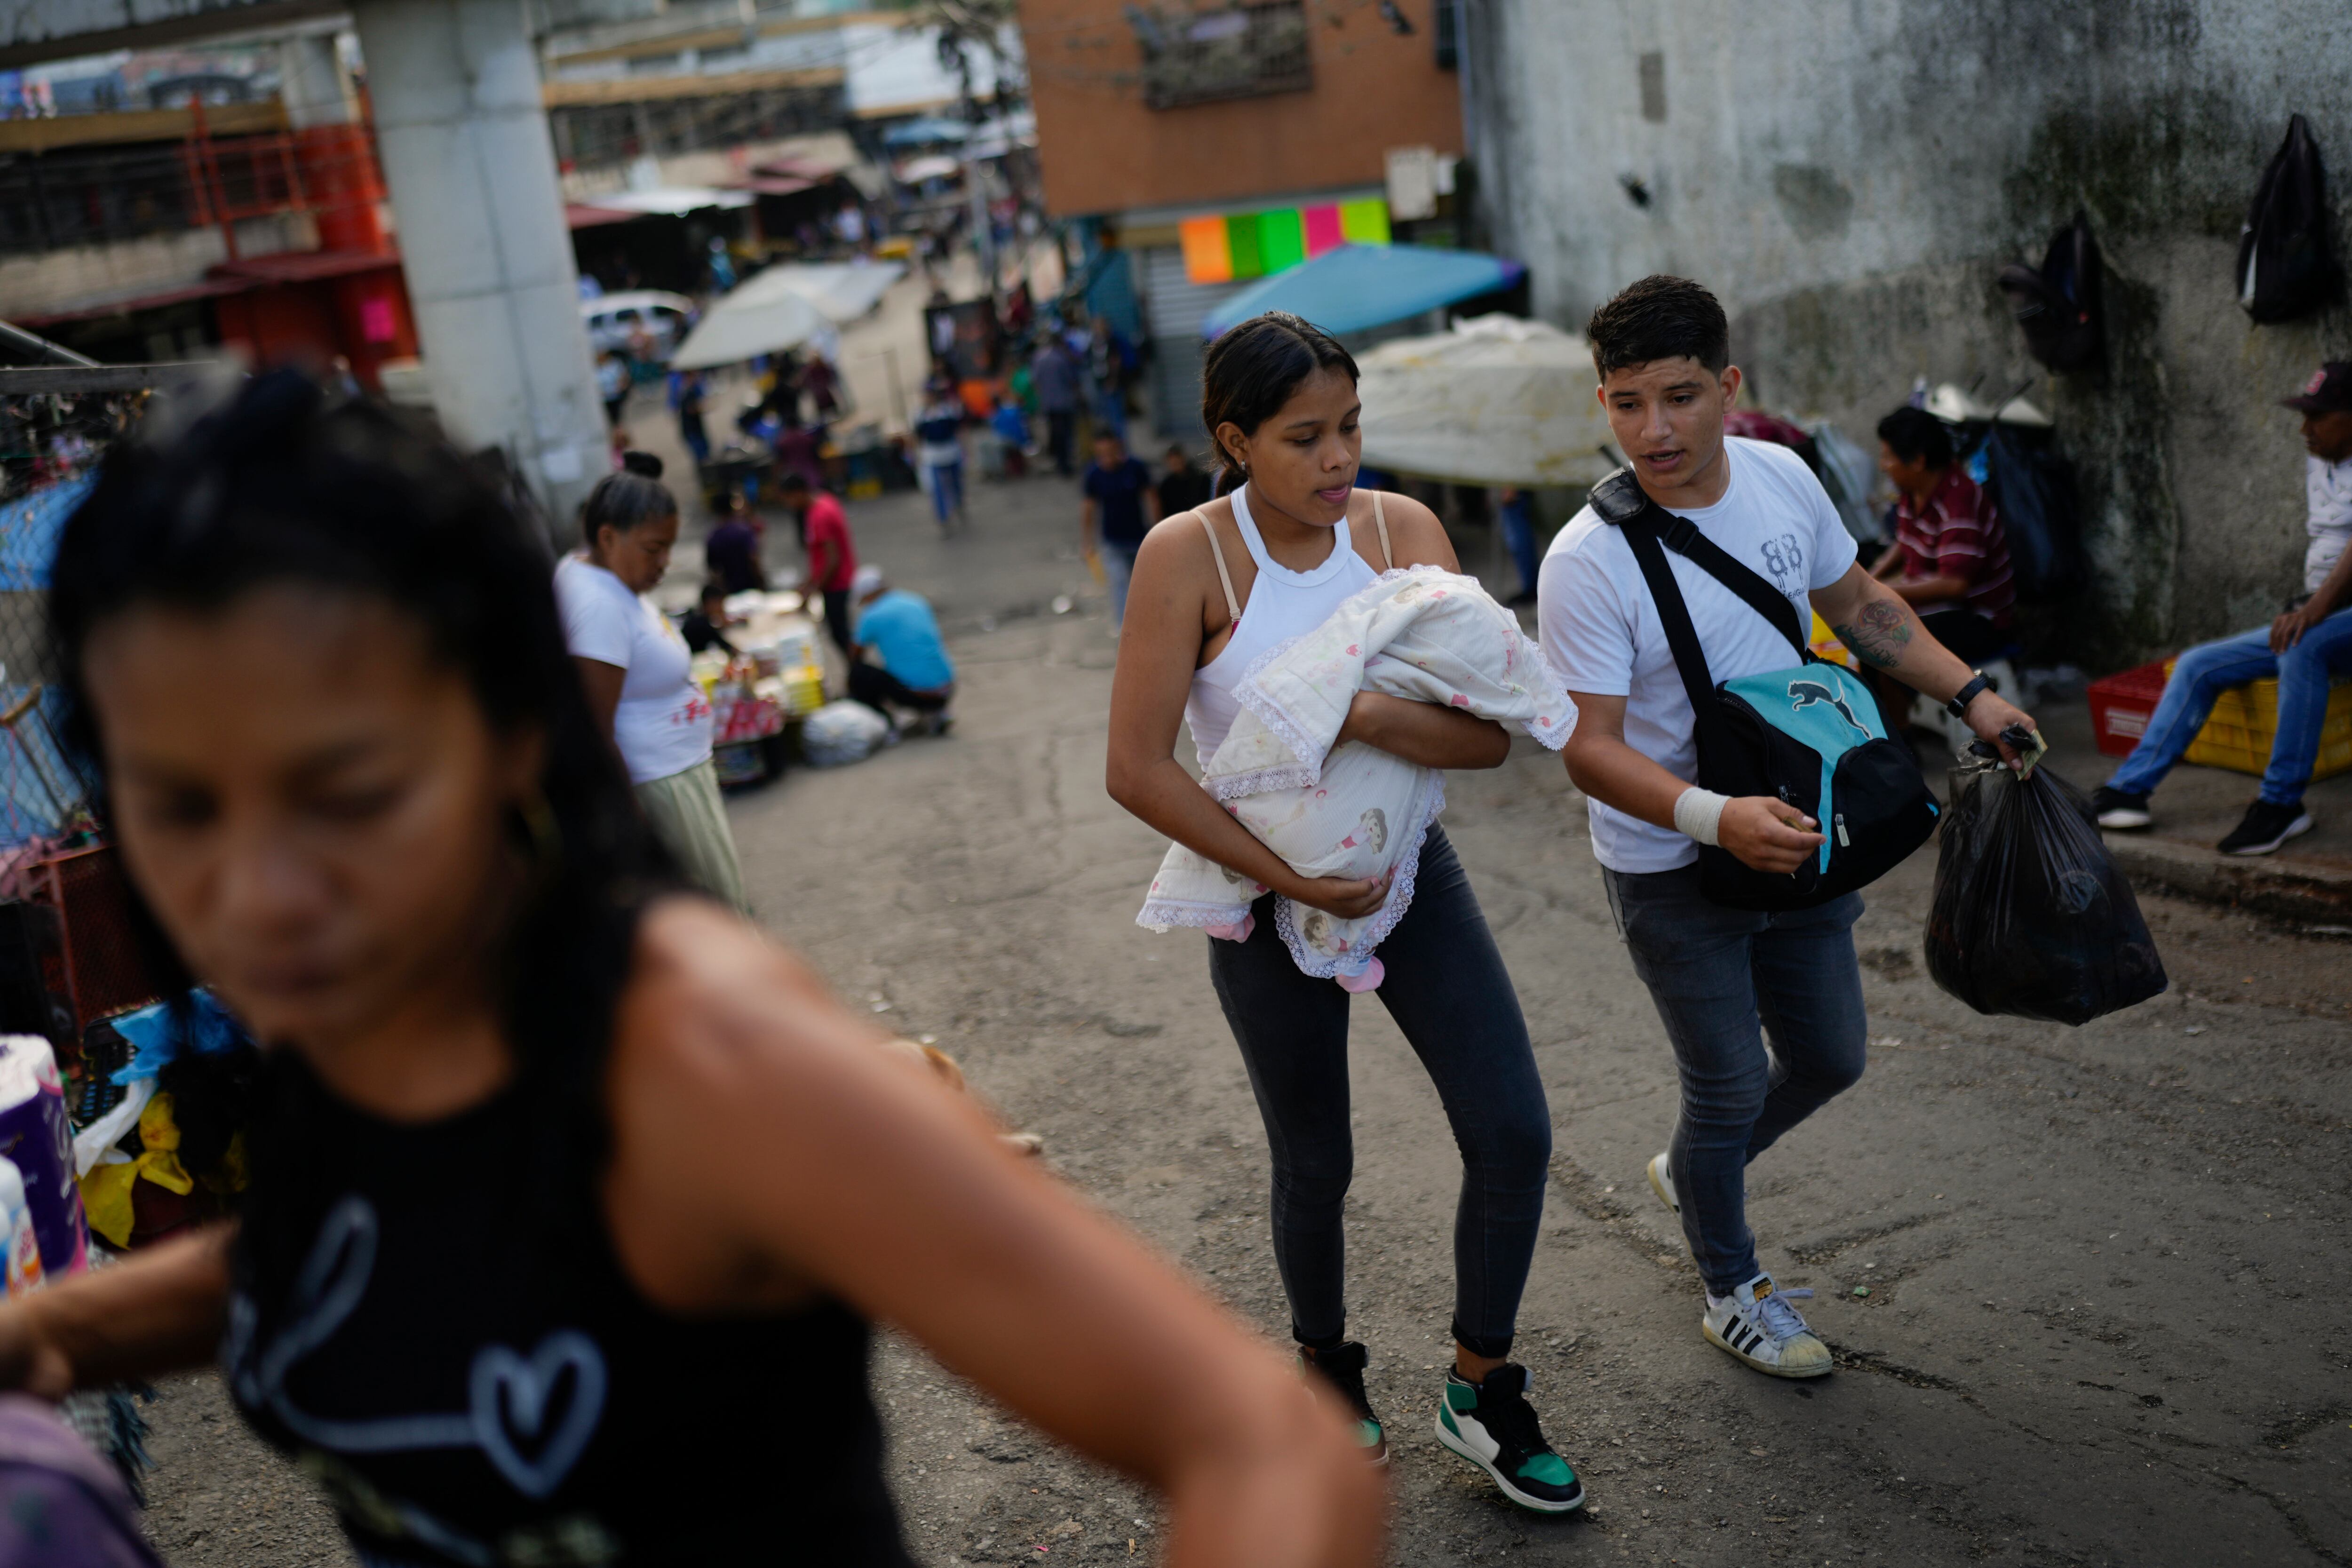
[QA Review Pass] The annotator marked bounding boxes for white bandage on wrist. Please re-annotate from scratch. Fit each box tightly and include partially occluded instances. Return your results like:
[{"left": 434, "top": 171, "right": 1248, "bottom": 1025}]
[{"left": 1673, "top": 787, "right": 1732, "bottom": 847}]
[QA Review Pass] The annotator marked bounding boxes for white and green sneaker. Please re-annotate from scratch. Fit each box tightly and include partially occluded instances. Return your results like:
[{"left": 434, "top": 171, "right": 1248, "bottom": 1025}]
[
  {"left": 1299, "top": 1341, "right": 1386, "bottom": 1464},
  {"left": 1702, "top": 1274, "right": 1831, "bottom": 1378},
  {"left": 1646, "top": 1150, "right": 1677, "bottom": 1213},
  {"left": 1433, "top": 1364, "right": 1584, "bottom": 1513}
]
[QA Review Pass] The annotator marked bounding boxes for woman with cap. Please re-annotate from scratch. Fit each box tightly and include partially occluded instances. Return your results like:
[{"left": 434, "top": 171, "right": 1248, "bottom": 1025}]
[{"left": 557, "top": 467, "right": 748, "bottom": 908}]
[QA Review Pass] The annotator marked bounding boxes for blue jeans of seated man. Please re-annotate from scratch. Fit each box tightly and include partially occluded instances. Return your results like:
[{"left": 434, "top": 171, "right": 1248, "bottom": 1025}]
[
  {"left": 1602, "top": 864, "right": 1869, "bottom": 1297},
  {"left": 1206, "top": 825, "right": 1551, "bottom": 1358},
  {"left": 2106, "top": 610, "right": 2352, "bottom": 805}
]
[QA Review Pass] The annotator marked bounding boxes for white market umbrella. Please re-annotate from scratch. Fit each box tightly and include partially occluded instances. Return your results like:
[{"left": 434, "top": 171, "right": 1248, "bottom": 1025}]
[
  {"left": 1357, "top": 315, "right": 1619, "bottom": 487},
  {"left": 746, "top": 260, "right": 907, "bottom": 324},
  {"left": 669, "top": 271, "right": 837, "bottom": 370}
]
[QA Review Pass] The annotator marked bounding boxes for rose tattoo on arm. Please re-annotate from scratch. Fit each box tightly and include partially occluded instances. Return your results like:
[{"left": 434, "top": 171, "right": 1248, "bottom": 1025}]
[{"left": 1832, "top": 598, "right": 1914, "bottom": 670}]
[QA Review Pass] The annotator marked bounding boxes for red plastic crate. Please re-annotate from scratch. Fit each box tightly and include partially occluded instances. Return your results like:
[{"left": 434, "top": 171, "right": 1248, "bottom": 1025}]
[{"left": 2087, "top": 661, "right": 2169, "bottom": 758}]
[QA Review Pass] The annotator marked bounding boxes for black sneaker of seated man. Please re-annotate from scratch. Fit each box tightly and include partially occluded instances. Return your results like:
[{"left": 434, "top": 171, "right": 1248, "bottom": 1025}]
[
  {"left": 2217, "top": 798, "right": 2313, "bottom": 856},
  {"left": 2091, "top": 786, "right": 2152, "bottom": 831}
]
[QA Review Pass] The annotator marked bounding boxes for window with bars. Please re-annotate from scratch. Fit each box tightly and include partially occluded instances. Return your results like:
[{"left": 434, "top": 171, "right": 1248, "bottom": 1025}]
[{"left": 1131, "top": 2, "right": 1313, "bottom": 111}]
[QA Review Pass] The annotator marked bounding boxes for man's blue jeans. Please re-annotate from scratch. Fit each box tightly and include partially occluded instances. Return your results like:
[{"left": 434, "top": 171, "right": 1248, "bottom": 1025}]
[
  {"left": 1099, "top": 538, "right": 1138, "bottom": 625},
  {"left": 2108, "top": 610, "right": 2352, "bottom": 805},
  {"left": 1602, "top": 864, "right": 1869, "bottom": 1297},
  {"left": 926, "top": 459, "right": 964, "bottom": 525}
]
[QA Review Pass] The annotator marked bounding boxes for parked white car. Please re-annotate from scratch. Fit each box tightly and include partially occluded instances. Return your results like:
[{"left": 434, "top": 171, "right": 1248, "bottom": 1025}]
[{"left": 581, "top": 291, "right": 695, "bottom": 360}]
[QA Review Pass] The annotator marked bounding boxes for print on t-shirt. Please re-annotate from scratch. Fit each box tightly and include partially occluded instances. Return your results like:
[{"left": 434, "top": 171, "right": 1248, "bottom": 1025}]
[{"left": 1756, "top": 532, "right": 1804, "bottom": 592}]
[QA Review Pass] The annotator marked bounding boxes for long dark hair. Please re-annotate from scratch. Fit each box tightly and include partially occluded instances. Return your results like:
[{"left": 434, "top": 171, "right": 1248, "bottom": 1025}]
[
  {"left": 1199, "top": 311, "right": 1359, "bottom": 486},
  {"left": 48, "top": 372, "right": 674, "bottom": 1260}
]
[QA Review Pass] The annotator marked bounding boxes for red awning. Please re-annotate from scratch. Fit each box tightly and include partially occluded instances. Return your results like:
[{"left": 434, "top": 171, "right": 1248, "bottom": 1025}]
[{"left": 566, "top": 204, "right": 641, "bottom": 229}]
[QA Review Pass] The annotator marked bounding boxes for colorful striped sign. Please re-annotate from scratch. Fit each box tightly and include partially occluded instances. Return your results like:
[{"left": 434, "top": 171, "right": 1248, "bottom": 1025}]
[{"left": 1178, "top": 199, "right": 1391, "bottom": 284}]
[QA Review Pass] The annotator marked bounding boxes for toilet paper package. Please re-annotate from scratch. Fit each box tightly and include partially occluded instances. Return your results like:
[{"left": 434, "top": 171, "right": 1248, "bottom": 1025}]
[{"left": 0, "top": 1035, "right": 88, "bottom": 1275}]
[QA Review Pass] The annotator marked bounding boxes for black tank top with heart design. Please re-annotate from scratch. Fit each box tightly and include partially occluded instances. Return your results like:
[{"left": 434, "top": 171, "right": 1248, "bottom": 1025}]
[{"left": 225, "top": 1048, "right": 912, "bottom": 1567}]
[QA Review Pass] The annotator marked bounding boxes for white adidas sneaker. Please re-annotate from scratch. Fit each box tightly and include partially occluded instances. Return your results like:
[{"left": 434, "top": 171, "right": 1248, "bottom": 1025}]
[
  {"left": 1702, "top": 1275, "right": 1831, "bottom": 1379},
  {"left": 1646, "top": 1151, "right": 1677, "bottom": 1213}
]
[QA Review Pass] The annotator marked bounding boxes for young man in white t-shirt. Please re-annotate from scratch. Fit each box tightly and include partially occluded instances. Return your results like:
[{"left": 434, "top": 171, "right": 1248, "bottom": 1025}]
[{"left": 1538, "top": 276, "right": 2038, "bottom": 1380}]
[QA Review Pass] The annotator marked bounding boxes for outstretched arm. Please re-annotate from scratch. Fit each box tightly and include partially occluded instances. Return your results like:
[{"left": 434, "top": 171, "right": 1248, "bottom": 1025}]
[
  {"left": 0, "top": 1227, "right": 232, "bottom": 1397},
  {"left": 612, "top": 906, "right": 1388, "bottom": 1568},
  {"left": 1810, "top": 564, "right": 2037, "bottom": 763}
]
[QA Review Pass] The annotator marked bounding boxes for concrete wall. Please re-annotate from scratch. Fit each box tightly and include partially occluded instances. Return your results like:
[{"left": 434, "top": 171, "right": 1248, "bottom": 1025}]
[
  {"left": 1, "top": 213, "right": 318, "bottom": 319},
  {"left": 1020, "top": 0, "right": 1461, "bottom": 218},
  {"left": 1464, "top": 0, "right": 2352, "bottom": 661}
]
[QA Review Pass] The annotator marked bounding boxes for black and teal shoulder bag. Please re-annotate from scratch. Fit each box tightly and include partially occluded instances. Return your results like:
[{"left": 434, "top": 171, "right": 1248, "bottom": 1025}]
[{"left": 1590, "top": 468, "right": 1940, "bottom": 911}]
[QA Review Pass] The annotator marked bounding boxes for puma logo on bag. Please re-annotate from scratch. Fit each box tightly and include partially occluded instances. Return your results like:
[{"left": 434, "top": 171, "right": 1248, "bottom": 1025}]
[{"left": 1788, "top": 679, "right": 1869, "bottom": 738}]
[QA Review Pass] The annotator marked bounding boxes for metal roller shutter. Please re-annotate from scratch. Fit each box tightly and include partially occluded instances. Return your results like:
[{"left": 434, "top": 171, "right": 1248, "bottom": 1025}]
[{"left": 1136, "top": 244, "right": 1247, "bottom": 445}]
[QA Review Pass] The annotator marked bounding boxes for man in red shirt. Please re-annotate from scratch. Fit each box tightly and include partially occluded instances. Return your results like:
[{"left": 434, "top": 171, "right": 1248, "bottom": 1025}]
[
  {"left": 781, "top": 471, "right": 860, "bottom": 656},
  {"left": 1872, "top": 406, "right": 2014, "bottom": 666}
]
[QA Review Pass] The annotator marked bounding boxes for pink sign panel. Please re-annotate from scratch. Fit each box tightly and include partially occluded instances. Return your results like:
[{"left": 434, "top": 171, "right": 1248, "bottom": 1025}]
[
  {"left": 1303, "top": 204, "right": 1345, "bottom": 257},
  {"left": 359, "top": 294, "right": 397, "bottom": 344}
]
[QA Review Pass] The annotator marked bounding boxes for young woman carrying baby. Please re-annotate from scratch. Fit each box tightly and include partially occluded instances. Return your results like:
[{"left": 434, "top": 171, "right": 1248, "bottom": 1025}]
[{"left": 1105, "top": 312, "right": 1584, "bottom": 1512}]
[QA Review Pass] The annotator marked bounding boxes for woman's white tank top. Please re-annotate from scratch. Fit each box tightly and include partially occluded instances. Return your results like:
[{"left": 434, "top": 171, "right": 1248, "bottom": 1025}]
[{"left": 1183, "top": 485, "right": 1385, "bottom": 764}]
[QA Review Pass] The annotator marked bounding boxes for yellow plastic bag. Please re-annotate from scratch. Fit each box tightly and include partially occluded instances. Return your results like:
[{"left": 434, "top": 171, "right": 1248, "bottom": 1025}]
[{"left": 77, "top": 1091, "right": 195, "bottom": 1249}]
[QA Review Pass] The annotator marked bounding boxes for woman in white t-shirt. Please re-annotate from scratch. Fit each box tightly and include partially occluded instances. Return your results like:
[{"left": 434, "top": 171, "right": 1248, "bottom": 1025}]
[{"left": 556, "top": 470, "right": 746, "bottom": 908}]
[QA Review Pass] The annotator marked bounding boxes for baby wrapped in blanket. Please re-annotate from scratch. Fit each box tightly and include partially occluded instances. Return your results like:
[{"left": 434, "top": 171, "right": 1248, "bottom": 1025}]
[{"left": 1138, "top": 565, "right": 1575, "bottom": 989}]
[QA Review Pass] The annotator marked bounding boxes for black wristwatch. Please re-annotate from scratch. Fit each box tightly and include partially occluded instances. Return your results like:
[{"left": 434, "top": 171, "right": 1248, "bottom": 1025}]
[{"left": 1946, "top": 671, "right": 1992, "bottom": 719}]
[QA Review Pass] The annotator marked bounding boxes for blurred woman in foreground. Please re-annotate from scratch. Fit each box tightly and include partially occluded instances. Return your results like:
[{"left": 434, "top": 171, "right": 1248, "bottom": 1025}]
[{"left": 0, "top": 374, "right": 1383, "bottom": 1567}]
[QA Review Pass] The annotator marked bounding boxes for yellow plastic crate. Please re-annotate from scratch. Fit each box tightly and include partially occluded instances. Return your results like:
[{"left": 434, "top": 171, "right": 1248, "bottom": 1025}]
[
  {"left": 2164, "top": 659, "right": 2352, "bottom": 781},
  {"left": 1808, "top": 612, "right": 1860, "bottom": 671},
  {"left": 779, "top": 665, "right": 827, "bottom": 718}
]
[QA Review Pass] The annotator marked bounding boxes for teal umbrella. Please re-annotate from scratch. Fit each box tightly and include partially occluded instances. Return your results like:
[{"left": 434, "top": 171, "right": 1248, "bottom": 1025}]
[{"left": 1201, "top": 245, "right": 1525, "bottom": 339}]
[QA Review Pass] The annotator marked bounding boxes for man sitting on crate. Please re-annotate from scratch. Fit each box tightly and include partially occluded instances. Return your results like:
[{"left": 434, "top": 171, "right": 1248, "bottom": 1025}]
[
  {"left": 2094, "top": 363, "right": 2352, "bottom": 855},
  {"left": 846, "top": 565, "right": 955, "bottom": 736}
]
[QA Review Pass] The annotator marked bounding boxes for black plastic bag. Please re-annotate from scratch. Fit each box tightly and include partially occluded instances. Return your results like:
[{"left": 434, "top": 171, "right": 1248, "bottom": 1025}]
[
  {"left": 1923, "top": 756, "right": 2167, "bottom": 1025},
  {"left": 1997, "top": 210, "right": 2104, "bottom": 373},
  {"left": 2237, "top": 114, "right": 2338, "bottom": 325}
]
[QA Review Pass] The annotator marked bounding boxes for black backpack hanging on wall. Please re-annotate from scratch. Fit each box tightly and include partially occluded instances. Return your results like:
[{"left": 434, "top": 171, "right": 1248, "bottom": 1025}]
[
  {"left": 2237, "top": 114, "right": 2338, "bottom": 324},
  {"left": 1998, "top": 211, "right": 2103, "bottom": 373}
]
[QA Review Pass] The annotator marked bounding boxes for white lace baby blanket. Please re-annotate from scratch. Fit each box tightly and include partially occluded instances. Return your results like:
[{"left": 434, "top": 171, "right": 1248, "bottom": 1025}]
[{"left": 1137, "top": 566, "right": 1575, "bottom": 985}]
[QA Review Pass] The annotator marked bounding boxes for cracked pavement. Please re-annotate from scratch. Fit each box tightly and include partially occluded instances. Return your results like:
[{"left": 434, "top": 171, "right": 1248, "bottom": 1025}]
[{"left": 138, "top": 465, "right": 2351, "bottom": 1567}]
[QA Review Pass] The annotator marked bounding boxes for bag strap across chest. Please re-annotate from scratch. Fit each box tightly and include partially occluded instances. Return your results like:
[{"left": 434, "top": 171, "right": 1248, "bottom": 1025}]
[{"left": 1590, "top": 467, "right": 1810, "bottom": 721}]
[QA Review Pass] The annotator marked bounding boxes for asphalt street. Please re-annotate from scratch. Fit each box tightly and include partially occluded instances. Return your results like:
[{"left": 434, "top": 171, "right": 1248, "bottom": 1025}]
[{"left": 138, "top": 462, "right": 2351, "bottom": 1568}]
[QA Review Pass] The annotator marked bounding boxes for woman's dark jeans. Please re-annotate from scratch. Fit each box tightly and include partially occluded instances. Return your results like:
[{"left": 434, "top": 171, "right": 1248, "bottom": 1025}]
[{"left": 1206, "top": 825, "right": 1551, "bottom": 1359}]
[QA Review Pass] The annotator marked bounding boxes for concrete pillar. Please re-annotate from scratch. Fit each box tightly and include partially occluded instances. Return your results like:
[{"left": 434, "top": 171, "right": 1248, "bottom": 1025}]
[{"left": 350, "top": 0, "right": 606, "bottom": 530}]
